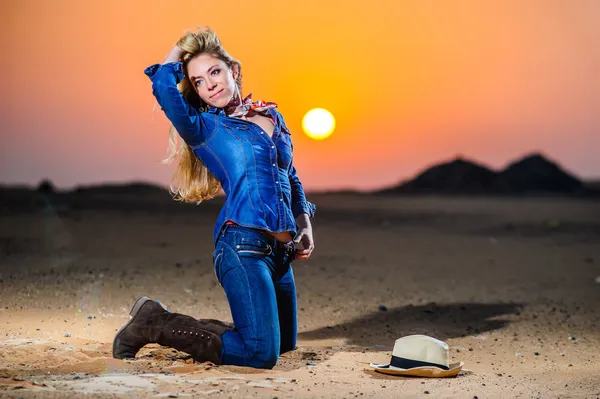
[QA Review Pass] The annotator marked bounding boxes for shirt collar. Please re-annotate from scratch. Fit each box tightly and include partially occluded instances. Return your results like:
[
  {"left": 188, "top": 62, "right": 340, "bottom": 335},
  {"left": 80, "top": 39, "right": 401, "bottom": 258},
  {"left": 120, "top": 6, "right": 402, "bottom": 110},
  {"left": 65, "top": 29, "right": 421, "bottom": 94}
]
[{"left": 207, "top": 105, "right": 277, "bottom": 119}]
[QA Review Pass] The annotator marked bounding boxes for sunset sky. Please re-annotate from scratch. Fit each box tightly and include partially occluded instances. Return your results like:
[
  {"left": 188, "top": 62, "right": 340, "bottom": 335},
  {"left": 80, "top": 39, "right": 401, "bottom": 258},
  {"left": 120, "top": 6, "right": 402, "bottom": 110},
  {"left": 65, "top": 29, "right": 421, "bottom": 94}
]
[{"left": 1, "top": 0, "right": 599, "bottom": 191}]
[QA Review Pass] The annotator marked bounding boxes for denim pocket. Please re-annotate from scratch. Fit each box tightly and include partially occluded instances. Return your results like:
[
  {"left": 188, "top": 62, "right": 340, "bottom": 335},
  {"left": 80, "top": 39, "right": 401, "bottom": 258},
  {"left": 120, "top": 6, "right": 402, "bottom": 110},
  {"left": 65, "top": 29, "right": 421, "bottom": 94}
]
[
  {"left": 222, "top": 121, "right": 258, "bottom": 142},
  {"left": 235, "top": 237, "right": 272, "bottom": 257},
  {"left": 276, "top": 139, "right": 293, "bottom": 169},
  {"left": 213, "top": 247, "right": 224, "bottom": 286}
]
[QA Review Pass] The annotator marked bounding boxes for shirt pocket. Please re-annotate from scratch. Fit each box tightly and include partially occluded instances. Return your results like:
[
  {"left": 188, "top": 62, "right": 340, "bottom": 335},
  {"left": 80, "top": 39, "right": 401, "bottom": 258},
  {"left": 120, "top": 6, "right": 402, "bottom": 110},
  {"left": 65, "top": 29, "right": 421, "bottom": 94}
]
[
  {"left": 222, "top": 120, "right": 259, "bottom": 142},
  {"left": 277, "top": 130, "right": 293, "bottom": 168}
]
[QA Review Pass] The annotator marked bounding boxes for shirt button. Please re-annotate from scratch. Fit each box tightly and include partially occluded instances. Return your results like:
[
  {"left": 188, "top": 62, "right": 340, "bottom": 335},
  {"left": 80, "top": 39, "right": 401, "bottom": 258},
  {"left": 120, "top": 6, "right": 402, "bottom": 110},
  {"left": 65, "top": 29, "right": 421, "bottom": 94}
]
[
  {"left": 260, "top": 132, "right": 264, "bottom": 134},
  {"left": 280, "top": 198, "right": 284, "bottom": 201},
  {"left": 272, "top": 163, "right": 276, "bottom": 167},
  {"left": 271, "top": 146, "right": 275, "bottom": 149},
  {"left": 275, "top": 181, "right": 279, "bottom": 184}
]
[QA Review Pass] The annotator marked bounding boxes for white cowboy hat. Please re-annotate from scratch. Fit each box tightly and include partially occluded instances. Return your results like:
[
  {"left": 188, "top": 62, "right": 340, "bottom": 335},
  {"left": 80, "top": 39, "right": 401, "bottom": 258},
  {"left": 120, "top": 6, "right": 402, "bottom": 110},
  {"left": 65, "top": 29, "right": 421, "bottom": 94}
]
[{"left": 370, "top": 335, "right": 464, "bottom": 378}]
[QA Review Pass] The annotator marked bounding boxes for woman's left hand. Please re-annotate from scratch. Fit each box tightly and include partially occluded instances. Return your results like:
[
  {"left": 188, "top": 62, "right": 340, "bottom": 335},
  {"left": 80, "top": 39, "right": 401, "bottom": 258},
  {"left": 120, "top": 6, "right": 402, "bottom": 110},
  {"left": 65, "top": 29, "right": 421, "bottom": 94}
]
[
  {"left": 293, "top": 213, "right": 314, "bottom": 261},
  {"left": 293, "top": 227, "right": 314, "bottom": 261}
]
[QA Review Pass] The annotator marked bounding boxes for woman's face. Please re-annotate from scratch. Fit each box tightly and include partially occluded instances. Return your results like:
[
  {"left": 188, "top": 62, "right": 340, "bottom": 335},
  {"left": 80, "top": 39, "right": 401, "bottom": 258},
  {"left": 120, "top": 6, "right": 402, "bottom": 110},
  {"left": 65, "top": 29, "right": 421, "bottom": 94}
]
[{"left": 187, "top": 53, "right": 238, "bottom": 109}]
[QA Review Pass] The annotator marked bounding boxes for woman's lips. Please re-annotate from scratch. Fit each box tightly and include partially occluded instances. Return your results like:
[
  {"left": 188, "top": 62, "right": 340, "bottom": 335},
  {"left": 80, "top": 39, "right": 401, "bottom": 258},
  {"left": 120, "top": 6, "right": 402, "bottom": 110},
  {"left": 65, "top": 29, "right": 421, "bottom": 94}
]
[{"left": 210, "top": 89, "right": 224, "bottom": 99}]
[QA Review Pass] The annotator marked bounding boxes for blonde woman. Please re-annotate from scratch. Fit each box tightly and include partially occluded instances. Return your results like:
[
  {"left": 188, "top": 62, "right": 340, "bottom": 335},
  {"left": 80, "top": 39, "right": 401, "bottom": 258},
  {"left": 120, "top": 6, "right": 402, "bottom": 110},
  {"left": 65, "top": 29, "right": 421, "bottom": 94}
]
[{"left": 112, "top": 28, "right": 315, "bottom": 369}]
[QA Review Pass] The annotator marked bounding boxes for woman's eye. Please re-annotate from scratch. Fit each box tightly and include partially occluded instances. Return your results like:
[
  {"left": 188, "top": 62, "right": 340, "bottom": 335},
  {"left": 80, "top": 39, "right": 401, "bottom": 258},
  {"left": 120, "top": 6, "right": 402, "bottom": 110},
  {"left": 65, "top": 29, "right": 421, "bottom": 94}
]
[
  {"left": 212, "top": 69, "right": 220, "bottom": 75},
  {"left": 195, "top": 80, "right": 203, "bottom": 86}
]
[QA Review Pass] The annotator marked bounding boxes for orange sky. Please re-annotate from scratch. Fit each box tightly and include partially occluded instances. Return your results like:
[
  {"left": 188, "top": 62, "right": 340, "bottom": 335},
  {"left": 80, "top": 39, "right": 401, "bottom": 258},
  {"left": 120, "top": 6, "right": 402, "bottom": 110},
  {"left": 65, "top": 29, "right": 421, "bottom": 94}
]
[{"left": 1, "top": 0, "right": 599, "bottom": 191}]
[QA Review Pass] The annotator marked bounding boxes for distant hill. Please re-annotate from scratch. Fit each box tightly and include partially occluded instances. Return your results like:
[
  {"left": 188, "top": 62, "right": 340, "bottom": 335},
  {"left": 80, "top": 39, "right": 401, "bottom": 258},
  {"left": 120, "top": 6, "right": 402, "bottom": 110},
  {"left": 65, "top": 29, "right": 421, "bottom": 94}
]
[
  {"left": 378, "top": 153, "right": 593, "bottom": 196},
  {"left": 493, "top": 154, "right": 585, "bottom": 194},
  {"left": 586, "top": 180, "right": 600, "bottom": 192},
  {"left": 0, "top": 181, "right": 213, "bottom": 214},
  {"left": 73, "top": 182, "right": 169, "bottom": 195},
  {"left": 380, "top": 158, "right": 498, "bottom": 194},
  {"left": 0, "top": 181, "right": 169, "bottom": 195},
  {"left": 0, "top": 181, "right": 172, "bottom": 213}
]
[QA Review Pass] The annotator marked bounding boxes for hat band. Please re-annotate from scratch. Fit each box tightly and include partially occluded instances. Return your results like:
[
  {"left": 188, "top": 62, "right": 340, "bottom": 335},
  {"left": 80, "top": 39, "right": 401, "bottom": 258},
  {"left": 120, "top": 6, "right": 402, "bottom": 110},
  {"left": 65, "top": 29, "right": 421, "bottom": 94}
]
[{"left": 391, "top": 355, "right": 450, "bottom": 370}]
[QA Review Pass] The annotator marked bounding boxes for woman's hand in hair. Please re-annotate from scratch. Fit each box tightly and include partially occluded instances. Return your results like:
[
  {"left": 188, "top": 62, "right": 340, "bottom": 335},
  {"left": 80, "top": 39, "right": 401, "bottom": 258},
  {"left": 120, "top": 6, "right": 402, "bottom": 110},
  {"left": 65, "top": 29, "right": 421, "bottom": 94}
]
[{"left": 162, "top": 45, "right": 184, "bottom": 64}]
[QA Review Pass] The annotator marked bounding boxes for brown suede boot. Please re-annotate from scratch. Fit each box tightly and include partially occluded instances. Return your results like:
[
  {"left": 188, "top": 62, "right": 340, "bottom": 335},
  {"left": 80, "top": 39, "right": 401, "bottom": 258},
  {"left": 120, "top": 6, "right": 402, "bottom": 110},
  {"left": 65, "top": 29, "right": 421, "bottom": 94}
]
[
  {"left": 112, "top": 296, "right": 169, "bottom": 360},
  {"left": 112, "top": 296, "right": 234, "bottom": 364}
]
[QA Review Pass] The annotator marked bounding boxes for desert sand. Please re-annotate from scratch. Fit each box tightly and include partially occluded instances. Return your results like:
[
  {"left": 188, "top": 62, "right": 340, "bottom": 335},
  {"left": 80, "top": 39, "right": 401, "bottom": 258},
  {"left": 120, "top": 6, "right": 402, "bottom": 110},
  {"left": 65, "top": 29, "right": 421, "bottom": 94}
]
[{"left": 1, "top": 190, "right": 599, "bottom": 398}]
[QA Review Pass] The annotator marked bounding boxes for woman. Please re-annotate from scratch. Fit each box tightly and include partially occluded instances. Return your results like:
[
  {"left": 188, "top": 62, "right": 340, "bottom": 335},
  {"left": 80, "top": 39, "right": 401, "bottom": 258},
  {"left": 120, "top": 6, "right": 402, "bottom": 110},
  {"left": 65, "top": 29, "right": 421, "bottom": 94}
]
[{"left": 112, "top": 28, "right": 315, "bottom": 369}]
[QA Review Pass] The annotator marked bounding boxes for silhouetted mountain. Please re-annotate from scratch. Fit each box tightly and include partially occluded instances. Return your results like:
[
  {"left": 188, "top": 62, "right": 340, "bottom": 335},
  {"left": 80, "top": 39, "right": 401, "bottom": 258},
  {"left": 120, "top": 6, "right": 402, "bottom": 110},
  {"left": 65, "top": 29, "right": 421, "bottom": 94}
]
[
  {"left": 586, "top": 180, "right": 600, "bottom": 192},
  {"left": 1, "top": 182, "right": 173, "bottom": 214},
  {"left": 494, "top": 153, "right": 585, "bottom": 194},
  {"left": 380, "top": 157, "right": 498, "bottom": 194},
  {"left": 73, "top": 182, "right": 168, "bottom": 194},
  {"left": 36, "top": 179, "right": 56, "bottom": 194},
  {"left": 378, "top": 153, "right": 591, "bottom": 196}
]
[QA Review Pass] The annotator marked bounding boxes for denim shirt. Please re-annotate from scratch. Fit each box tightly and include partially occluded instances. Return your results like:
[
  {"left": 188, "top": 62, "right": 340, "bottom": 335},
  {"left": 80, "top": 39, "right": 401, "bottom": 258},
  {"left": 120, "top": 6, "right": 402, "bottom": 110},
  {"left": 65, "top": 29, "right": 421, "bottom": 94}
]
[{"left": 144, "top": 62, "right": 316, "bottom": 244}]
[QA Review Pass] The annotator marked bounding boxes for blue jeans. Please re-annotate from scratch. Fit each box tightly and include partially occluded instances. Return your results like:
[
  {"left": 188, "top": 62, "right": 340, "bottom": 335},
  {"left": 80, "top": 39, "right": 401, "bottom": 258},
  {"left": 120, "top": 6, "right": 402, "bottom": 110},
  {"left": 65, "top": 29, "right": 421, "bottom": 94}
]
[{"left": 213, "top": 224, "right": 297, "bottom": 369}]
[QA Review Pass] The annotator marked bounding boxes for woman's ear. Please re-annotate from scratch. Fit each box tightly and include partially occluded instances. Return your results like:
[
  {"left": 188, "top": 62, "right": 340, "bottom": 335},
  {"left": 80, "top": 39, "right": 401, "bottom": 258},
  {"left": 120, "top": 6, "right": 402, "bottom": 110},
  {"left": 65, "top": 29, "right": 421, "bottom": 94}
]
[{"left": 232, "top": 63, "right": 240, "bottom": 79}]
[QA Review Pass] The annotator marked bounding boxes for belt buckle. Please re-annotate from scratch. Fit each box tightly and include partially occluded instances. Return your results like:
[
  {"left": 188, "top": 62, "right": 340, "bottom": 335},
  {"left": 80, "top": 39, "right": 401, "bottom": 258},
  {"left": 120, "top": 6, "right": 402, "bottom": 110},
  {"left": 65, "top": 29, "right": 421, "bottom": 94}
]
[{"left": 284, "top": 242, "right": 295, "bottom": 255}]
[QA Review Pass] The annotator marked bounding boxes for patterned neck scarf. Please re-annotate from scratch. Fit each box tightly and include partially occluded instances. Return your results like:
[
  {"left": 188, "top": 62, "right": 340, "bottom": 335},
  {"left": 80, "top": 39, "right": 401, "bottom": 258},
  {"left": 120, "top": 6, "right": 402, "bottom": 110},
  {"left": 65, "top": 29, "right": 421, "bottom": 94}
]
[{"left": 225, "top": 93, "right": 277, "bottom": 118}]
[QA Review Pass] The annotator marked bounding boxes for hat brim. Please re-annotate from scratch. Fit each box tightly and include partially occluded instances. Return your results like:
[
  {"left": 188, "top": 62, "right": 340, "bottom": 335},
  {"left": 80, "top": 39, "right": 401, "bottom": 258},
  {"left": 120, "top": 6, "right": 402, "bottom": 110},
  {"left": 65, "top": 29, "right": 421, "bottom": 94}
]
[{"left": 370, "top": 362, "right": 464, "bottom": 378}]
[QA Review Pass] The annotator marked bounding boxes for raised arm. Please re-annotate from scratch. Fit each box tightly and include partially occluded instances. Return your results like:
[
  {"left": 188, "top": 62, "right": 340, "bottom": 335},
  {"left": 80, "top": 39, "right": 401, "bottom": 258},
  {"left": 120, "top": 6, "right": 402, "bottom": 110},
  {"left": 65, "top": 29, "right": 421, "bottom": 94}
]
[{"left": 144, "top": 45, "right": 215, "bottom": 146}]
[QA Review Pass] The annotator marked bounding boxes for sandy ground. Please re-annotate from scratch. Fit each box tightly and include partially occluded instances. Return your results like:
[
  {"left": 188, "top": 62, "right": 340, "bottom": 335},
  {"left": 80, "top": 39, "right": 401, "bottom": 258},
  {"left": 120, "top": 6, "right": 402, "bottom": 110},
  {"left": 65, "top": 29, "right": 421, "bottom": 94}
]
[{"left": 1, "top": 192, "right": 599, "bottom": 398}]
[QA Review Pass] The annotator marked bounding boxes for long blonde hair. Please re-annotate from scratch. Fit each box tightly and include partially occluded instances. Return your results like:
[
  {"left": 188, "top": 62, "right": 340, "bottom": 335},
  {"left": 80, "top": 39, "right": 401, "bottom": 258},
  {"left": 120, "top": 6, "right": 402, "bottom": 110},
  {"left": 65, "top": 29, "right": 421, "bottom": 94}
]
[{"left": 163, "top": 28, "right": 243, "bottom": 204}]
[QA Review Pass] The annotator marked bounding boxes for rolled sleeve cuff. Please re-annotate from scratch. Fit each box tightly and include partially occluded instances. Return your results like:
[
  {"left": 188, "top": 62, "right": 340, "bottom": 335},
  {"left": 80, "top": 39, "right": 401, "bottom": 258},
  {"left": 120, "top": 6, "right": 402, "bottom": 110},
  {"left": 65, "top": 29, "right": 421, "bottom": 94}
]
[
  {"left": 292, "top": 200, "right": 316, "bottom": 219},
  {"left": 144, "top": 62, "right": 184, "bottom": 83}
]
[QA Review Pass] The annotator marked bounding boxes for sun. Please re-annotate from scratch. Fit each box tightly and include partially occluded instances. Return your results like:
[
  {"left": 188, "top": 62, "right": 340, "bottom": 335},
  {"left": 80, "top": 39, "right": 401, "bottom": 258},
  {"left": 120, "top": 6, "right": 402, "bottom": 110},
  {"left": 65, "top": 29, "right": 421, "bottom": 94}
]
[{"left": 302, "top": 108, "right": 335, "bottom": 140}]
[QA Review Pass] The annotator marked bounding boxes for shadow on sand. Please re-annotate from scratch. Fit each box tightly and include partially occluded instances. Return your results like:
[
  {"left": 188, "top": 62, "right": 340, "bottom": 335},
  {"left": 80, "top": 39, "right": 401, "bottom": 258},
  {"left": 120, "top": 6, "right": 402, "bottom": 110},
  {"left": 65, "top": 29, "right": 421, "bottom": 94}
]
[{"left": 299, "top": 302, "right": 523, "bottom": 347}]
